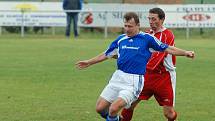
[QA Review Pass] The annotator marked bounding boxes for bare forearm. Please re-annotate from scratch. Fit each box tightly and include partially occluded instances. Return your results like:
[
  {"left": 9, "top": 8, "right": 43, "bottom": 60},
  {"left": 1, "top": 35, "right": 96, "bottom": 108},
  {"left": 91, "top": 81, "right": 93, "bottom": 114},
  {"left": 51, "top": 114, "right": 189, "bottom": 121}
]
[
  {"left": 76, "top": 53, "right": 108, "bottom": 69},
  {"left": 165, "top": 46, "right": 195, "bottom": 58},
  {"left": 165, "top": 46, "right": 187, "bottom": 56},
  {"left": 87, "top": 53, "right": 108, "bottom": 65}
]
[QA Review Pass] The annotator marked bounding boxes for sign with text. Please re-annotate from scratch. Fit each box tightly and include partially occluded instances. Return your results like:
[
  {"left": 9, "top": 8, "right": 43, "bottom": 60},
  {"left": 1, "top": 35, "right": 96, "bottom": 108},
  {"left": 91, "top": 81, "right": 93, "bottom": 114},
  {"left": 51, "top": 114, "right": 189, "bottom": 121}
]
[
  {"left": 0, "top": 2, "right": 66, "bottom": 27},
  {"left": 0, "top": 2, "right": 215, "bottom": 28}
]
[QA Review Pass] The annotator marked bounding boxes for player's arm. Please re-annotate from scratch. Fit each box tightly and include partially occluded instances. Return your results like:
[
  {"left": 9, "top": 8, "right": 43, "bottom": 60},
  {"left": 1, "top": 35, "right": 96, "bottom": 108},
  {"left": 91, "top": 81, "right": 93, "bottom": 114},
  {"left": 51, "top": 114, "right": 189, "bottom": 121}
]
[
  {"left": 165, "top": 46, "right": 195, "bottom": 59},
  {"left": 148, "top": 34, "right": 194, "bottom": 59},
  {"left": 76, "top": 35, "right": 121, "bottom": 69},
  {"left": 76, "top": 53, "right": 108, "bottom": 69}
]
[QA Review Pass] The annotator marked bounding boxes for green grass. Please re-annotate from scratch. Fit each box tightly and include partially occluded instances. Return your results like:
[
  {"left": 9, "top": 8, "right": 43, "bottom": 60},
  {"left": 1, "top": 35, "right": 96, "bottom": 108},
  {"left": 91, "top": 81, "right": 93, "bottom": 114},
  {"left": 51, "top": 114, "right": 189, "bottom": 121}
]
[{"left": 0, "top": 34, "right": 215, "bottom": 121}]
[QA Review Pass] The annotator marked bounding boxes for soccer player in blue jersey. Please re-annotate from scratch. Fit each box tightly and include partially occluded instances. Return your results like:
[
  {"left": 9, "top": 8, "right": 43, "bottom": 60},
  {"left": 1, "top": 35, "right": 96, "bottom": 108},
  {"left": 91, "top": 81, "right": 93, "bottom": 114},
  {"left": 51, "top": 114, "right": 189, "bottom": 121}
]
[{"left": 76, "top": 12, "right": 194, "bottom": 121}]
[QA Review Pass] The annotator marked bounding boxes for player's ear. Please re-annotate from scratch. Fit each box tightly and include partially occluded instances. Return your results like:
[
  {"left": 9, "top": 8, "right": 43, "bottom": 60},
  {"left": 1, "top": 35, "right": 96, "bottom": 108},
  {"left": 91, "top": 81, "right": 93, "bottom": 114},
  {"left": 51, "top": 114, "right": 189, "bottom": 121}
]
[{"left": 137, "top": 23, "right": 140, "bottom": 27}]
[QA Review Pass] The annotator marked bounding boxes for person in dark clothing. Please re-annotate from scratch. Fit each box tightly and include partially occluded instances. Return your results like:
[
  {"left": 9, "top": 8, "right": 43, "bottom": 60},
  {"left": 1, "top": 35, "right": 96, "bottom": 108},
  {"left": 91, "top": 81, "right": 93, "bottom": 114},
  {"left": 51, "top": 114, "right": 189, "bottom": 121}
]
[{"left": 63, "top": 0, "right": 82, "bottom": 38}]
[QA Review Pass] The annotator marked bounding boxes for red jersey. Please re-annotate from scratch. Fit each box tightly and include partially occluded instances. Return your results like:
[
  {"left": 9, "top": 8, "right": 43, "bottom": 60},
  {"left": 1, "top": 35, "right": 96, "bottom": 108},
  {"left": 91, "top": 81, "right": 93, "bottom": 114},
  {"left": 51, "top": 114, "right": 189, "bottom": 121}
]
[
  {"left": 138, "top": 27, "right": 177, "bottom": 106},
  {"left": 146, "top": 27, "right": 176, "bottom": 72}
]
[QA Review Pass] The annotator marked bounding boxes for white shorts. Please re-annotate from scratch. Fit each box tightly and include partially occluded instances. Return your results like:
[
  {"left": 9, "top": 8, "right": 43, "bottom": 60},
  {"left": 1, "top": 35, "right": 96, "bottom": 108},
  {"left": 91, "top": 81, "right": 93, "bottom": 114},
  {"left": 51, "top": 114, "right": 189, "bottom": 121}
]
[{"left": 100, "top": 70, "right": 144, "bottom": 108}]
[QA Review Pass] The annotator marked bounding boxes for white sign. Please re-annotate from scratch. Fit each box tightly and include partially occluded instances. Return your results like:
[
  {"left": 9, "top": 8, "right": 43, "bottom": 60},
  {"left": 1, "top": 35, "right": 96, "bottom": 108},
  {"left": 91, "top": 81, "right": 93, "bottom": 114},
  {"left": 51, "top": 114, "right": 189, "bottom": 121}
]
[
  {"left": 159, "top": 5, "right": 215, "bottom": 28},
  {"left": 78, "top": 4, "right": 155, "bottom": 27},
  {"left": 80, "top": 4, "right": 215, "bottom": 28},
  {"left": 0, "top": 2, "right": 215, "bottom": 28},
  {"left": 0, "top": 2, "right": 66, "bottom": 27}
]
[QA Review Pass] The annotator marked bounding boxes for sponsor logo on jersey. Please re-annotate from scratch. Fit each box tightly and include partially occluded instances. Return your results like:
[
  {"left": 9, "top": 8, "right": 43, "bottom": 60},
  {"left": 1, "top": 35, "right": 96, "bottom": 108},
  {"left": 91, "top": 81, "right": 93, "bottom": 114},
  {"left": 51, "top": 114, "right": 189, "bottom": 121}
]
[{"left": 122, "top": 45, "right": 139, "bottom": 50}]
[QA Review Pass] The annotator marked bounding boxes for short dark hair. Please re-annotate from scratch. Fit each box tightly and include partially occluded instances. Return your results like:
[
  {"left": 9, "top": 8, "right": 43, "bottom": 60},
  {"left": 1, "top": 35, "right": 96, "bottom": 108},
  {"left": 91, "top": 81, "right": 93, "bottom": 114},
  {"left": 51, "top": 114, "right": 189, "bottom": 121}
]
[
  {"left": 149, "top": 8, "right": 165, "bottom": 20},
  {"left": 123, "top": 12, "right": 140, "bottom": 24}
]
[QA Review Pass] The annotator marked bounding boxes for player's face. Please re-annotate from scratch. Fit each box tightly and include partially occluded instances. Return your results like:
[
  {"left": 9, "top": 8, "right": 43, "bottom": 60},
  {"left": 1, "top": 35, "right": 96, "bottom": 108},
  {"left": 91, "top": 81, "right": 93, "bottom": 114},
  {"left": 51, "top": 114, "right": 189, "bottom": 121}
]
[
  {"left": 124, "top": 18, "right": 140, "bottom": 37},
  {"left": 148, "top": 13, "right": 164, "bottom": 31}
]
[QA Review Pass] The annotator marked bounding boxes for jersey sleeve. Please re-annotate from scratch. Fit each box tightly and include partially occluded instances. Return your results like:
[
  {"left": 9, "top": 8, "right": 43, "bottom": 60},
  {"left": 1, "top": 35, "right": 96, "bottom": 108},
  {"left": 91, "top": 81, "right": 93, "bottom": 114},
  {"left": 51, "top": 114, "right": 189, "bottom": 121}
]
[
  {"left": 148, "top": 34, "right": 169, "bottom": 52},
  {"left": 104, "top": 37, "right": 120, "bottom": 58}
]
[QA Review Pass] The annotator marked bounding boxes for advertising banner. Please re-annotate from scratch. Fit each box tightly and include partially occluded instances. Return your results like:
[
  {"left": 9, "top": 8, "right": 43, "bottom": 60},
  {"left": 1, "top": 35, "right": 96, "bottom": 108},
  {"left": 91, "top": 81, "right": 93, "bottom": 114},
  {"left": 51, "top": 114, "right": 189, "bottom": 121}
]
[{"left": 0, "top": 2, "right": 215, "bottom": 28}]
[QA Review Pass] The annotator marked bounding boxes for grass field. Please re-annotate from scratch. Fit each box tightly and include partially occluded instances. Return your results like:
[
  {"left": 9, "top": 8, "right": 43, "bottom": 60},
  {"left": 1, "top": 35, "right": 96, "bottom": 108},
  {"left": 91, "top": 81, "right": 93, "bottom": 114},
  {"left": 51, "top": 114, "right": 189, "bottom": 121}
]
[{"left": 0, "top": 34, "right": 215, "bottom": 121}]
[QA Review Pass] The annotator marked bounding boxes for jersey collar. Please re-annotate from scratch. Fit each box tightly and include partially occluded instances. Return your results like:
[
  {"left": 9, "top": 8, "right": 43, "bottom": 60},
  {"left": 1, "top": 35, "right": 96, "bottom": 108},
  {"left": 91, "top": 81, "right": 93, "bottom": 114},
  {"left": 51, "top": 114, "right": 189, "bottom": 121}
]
[{"left": 150, "top": 26, "right": 166, "bottom": 35}]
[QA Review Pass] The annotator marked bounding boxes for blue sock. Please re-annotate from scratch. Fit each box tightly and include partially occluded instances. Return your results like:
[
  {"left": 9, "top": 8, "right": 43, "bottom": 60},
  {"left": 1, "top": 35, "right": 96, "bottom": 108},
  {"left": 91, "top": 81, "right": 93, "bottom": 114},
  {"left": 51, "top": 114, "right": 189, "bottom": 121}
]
[
  {"left": 106, "top": 115, "right": 119, "bottom": 121},
  {"left": 100, "top": 111, "right": 108, "bottom": 119}
]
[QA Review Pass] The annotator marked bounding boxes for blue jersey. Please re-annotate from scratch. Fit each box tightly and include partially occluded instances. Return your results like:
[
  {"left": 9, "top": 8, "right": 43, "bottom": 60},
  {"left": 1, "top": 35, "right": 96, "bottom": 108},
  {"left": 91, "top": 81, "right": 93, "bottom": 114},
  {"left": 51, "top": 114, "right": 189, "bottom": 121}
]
[{"left": 105, "top": 32, "right": 168, "bottom": 75}]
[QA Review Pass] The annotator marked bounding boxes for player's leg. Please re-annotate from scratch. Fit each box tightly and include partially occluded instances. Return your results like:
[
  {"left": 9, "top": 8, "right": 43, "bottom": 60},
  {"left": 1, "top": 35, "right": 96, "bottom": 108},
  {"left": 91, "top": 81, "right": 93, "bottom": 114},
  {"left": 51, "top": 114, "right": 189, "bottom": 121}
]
[
  {"left": 97, "top": 70, "right": 121, "bottom": 119},
  {"left": 107, "top": 87, "right": 138, "bottom": 121},
  {"left": 120, "top": 92, "right": 152, "bottom": 121},
  {"left": 164, "top": 70, "right": 177, "bottom": 121},
  {"left": 121, "top": 99, "right": 141, "bottom": 121},
  {"left": 121, "top": 72, "right": 152, "bottom": 121},
  {"left": 154, "top": 89, "right": 177, "bottom": 121},
  {"left": 97, "top": 84, "right": 119, "bottom": 119},
  {"left": 163, "top": 106, "right": 177, "bottom": 121},
  {"left": 107, "top": 97, "right": 127, "bottom": 121},
  {"left": 121, "top": 108, "right": 133, "bottom": 121},
  {"left": 96, "top": 96, "right": 111, "bottom": 119},
  {"left": 106, "top": 70, "right": 144, "bottom": 121},
  {"left": 154, "top": 71, "right": 177, "bottom": 121}
]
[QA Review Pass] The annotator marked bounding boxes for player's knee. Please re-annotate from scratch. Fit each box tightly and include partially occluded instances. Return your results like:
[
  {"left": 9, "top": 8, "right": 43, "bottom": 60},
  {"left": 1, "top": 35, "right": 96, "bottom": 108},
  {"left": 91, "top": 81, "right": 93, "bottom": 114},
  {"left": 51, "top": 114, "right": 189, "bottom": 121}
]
[
  {"left": 95, "top": 105, "right": 104, "bottom": 114},
  {"left": 164, "top": 110, "right": 177, "bottom": 121},
  {"left": 109, "top": 106, "right": 118, "bottom": 115},
  {"left": 109, "top": 105, "right": 120, "bottom": 115},
  {"left": 95, "top": 98, "right": 109, "bottom": 114}
]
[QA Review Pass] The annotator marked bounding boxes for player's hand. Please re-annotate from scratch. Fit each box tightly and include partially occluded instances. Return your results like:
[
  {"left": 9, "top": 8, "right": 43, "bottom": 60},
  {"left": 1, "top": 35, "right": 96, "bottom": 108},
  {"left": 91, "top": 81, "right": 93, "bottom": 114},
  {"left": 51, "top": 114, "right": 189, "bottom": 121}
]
[
  {"left": 75, "top": 60, "right": 91, "bottom": 69},
  {"left": 185, "top": 51, "right": 195, "bottom": 59}
]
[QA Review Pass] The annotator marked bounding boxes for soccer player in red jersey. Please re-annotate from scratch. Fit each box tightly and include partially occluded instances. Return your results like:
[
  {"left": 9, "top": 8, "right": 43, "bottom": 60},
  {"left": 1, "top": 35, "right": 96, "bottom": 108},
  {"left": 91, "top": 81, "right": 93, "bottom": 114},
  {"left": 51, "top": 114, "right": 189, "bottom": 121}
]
[{"left": 121, "top": 8, "right": 178, "bottom": 121}]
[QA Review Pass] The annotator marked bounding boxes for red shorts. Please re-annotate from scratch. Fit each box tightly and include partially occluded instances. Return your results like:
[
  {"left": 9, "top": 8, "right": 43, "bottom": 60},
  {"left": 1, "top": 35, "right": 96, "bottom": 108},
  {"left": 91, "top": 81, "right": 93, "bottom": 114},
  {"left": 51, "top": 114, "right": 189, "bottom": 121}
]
[{"left": 139, "top": 70, "right": 176, "bottom": 106}]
